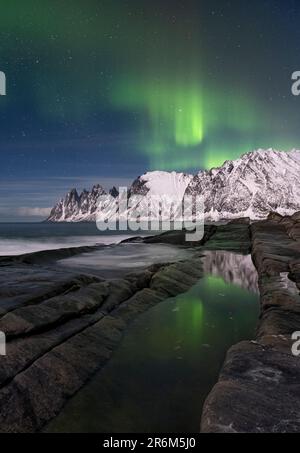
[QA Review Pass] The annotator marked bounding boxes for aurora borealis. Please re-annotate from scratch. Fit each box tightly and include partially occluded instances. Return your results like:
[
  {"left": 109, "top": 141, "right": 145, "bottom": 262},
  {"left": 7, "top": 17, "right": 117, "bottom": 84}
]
[{"left": 1, "top": 0, "right": 300, "bottom": 219}]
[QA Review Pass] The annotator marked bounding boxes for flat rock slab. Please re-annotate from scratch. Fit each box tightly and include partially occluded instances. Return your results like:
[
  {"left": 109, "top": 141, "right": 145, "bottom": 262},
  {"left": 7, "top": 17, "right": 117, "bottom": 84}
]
[
  {"left": 0, "top": 264, "right": 101, "bottom": 315},
  {"left": 0, "top": 251, "right": 204, "bottom": 432},
  {"left": 201, "top": 339, "right": 300, "bottom": 433}
]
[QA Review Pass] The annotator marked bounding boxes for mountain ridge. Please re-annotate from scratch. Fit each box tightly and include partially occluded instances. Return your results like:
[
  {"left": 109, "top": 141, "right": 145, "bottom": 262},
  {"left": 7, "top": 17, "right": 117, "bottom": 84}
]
[
  {"left": 186, "top": 148, "right": 300, "bottom": 220},
  {"left": 47, "top": 149, "right": 300, "bottom": 222}
]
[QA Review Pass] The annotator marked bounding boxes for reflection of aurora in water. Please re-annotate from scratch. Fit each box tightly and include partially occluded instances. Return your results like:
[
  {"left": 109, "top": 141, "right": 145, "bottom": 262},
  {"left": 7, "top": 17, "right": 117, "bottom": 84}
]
[
  {"left": 203, "top": 251, "right": 259, "bottom": 294},
  {"left": 46, "top": 252, "right": 259, "bottom": 433},
  {"left": 168, "top": 270, "right": 259, "bottom": 357}
]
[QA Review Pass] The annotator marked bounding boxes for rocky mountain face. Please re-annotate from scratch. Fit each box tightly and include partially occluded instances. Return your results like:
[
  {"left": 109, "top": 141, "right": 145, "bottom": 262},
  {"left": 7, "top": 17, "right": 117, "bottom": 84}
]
[
  {"left": 47, "top": 171, "right": 193, "bottom": 222},
  {"left": 47, "top": 184, "right": 108, "bottom": 222},
  {"left": 186, "top": 149, "right": 300, "bottom": 220},
  {"left": 47, "top": 150, "right": 300, "bottom": 222}
]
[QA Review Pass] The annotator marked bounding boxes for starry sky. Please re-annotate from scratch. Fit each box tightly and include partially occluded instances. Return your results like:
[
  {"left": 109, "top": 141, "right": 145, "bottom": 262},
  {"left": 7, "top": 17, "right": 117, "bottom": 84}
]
[{"left": 1, "top": 0, "right": 300, "bottom": 221}]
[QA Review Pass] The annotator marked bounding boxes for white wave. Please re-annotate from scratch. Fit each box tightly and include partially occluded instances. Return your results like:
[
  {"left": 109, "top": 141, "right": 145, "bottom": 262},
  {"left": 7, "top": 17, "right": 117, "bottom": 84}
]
[
  {"left": 58, "top": 243, "right": 193, "bottom": 278},
  {"left": 0, "top": 235, "right": 132, "bottom": 256}
]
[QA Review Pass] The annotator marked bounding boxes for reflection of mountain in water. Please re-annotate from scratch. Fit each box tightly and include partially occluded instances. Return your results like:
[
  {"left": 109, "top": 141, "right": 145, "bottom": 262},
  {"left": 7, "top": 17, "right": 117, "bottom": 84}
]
[{"left": 203, "top": 251, "right": 259, "bottom": 294}]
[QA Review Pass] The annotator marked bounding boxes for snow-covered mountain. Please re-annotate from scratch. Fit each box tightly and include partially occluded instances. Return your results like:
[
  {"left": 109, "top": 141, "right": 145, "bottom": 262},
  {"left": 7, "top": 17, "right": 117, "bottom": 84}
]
[
  {"left": 47, "top": 172, "right": 193, "bottom": 222},
  {"left": 129, "top": 171, "right": 193, "bottom": 199},
  {"left": 48, "top": 184, "right": 117, "bottom": 222},
  {"left": 47, "top": 150, "right": 300, "bottom": 222},
  {"left": 186, "top": 149, "right": 300, "bottom": 220}
]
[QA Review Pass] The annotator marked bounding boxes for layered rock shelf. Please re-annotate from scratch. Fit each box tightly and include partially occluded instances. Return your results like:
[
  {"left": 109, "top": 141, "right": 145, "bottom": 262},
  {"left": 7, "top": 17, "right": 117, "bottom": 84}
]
[
  {"left": 0, "top": 249, "right": 208, "bottom": 432},
  {"left": 201, "top": 212, "right": 300, "bottom": 433},
  {"left": 0, "top": 214, "right": 299, "bottom": 433}
]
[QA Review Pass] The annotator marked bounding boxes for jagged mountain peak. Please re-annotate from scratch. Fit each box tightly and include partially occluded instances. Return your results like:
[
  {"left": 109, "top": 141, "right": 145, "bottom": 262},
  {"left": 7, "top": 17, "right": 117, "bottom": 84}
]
[
  {"left": 205, "top": 149, "right": 299, "bottom": 176},
  {"left": 109, "top": 186, "right": 119, "bottom": 198},
  {"left": 66, "top": 188, "right": 79, "bottom": 198},
  {"left": 186, "top": 149, "right": 300, "bottom": 220},
  {"left": 47, "top": 170, "right": 193, "bottom": 222},
  {"left": 48, "top": 184, "right": 107, "bottom": 222},
  {"left": 47, "top": 150, "right": 300, "bottom": 222}
]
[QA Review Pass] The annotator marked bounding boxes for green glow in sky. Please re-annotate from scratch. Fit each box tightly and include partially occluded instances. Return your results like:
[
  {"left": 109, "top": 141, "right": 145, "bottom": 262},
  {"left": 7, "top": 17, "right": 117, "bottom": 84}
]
[
  {"left": 1, "top": 0, "right": 300, "bottom": 174},
  {"left": 111, "top": 78, "right": 203, "bottom": 146},
  {"left": 111, "top": 77, "right": 263, "bottom": 169},
  {"left": 173, "top": 88, "right": 204, "bottom": 147}
]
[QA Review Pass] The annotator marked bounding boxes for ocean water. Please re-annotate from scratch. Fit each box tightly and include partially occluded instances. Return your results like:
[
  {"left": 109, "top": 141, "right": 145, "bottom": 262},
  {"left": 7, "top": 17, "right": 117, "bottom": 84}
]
[{"left": 0, "top": 223, "right": 140, "bottom": 256}]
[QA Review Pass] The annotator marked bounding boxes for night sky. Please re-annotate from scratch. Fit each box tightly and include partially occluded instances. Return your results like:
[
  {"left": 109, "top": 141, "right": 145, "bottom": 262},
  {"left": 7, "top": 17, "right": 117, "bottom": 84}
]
[{"left": 1, "top": 0, "right": 300, "bottom": 220}]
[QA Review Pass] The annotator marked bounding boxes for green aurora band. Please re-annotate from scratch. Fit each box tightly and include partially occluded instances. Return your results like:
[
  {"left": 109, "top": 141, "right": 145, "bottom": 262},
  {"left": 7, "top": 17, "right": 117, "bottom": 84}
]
[
  {"left": 111, "top": 77, "right": 269, "bottom": 169},
  {"left": 0, "top": 1, "right": 299, "bottom": 172}
]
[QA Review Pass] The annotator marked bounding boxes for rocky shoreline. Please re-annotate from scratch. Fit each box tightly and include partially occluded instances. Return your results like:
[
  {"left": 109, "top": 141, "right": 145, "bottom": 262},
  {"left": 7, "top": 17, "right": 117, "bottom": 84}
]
[
  {"left": 0, "top": 214, "right": 299, "bottom": 432},
  {"left": 201, "top": 212, "right": 300, "bottom": 433}
]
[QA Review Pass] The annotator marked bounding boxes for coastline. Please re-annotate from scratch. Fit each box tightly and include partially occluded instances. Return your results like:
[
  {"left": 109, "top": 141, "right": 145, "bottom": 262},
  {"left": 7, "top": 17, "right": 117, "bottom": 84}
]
[
  {"left": 201, "top": 212, "right": 300, "bottom": 433},
  {"left": 0, "top": 215, "right": 299, "bottom": 432}
]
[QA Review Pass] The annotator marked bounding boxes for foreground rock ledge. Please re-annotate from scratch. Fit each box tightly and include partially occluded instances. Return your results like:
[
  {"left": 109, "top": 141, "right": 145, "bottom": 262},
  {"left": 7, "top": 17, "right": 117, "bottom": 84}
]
[
  {"left": 0, "top": 249, "right": 208, "bottom": 432},
  {"left": 1, "top": 215, "right": 299, "bottom": 433},
  {"left": 0, "top": 221, "right": 252, "bottom": 433},
  {"left": 201, "top": 212, "right": 300, "bottom": 434}
]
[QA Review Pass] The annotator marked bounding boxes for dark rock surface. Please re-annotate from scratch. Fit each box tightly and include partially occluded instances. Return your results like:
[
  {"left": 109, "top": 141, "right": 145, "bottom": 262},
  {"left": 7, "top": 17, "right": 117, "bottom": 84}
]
[
  {"left": 202, "top": 338, "right": 300, "bottom": 433},
  {"left": 0, "top": 241, "right": 206, "bottom": 432},
  {"left": 0, "top": 221, "right": 251, "bottom": 432},
  {"left": 201, "top": 212, "right": 300, "bottom": 433},
  {"left": 2, "top": 214, "right": 299, "bottom": 433},
  {"left": 121, "top": 225, "right": 217, "bottom": 246},
  {"left": 122, "top": 222, "right": 251, "bottom": 252}
]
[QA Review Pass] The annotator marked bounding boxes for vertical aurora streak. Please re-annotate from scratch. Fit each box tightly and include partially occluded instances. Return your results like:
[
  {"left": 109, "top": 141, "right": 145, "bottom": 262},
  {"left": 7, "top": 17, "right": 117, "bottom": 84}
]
[
  {"left": 111, "top": 76, "right": 264, "bottom": 169},
  {"left": 2, "top": 0, "right": 300, "bottom": 191}
]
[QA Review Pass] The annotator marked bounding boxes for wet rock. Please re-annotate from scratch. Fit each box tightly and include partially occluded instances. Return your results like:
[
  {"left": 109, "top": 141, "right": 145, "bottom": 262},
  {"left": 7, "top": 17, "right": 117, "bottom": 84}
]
[
  {"left": 0, "top": 265, "right": 102, "bottom": 316},
  {"left": 202, "top": 212, "right": 300, "bottom": 433},
  {"left": 0, "top": 282, "right": 110, "bottom": 338},
  {"left": 203, "top": 223, "right": 251, "bottom": 253},
  {"left": 267, "top": 212, "right": 283, "bottom": 222},
  {"left": 201, "top": 339, "right": 300, "bottom": 433},
  {"left": 228, "top": 217, "right": 250, "bottom": 225},
  {"left": 1, "top": 212, "right": 300, "bottom": 433},
  {"left": 291, "top": 212, "right": 300, "bottom": 222},
  {"left": 124, "top": 225, "right": 217, "bottom": 246},
  {"left": 0, "top": 244, "right": 205, "bottom": 432},
  {"left": 0, "top": 316, "right": 124, "bottom": 433}
]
